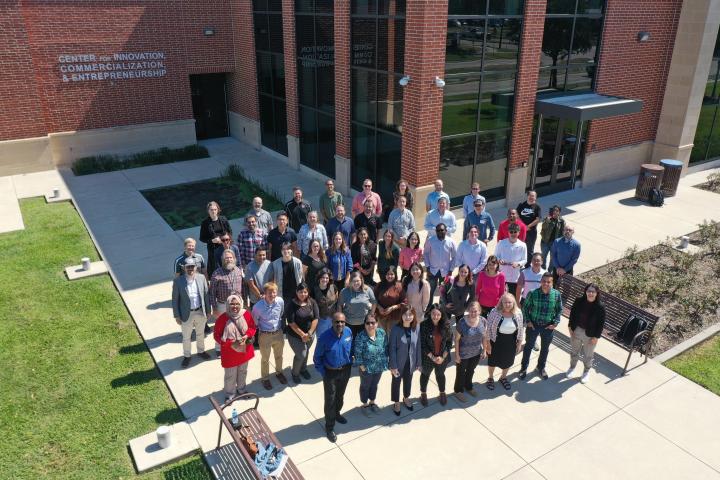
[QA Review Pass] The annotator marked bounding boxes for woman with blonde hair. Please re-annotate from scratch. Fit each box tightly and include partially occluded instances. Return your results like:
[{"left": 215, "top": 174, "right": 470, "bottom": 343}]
[{"left": 484, "top": 293, "right": 524, "bottom": 391}]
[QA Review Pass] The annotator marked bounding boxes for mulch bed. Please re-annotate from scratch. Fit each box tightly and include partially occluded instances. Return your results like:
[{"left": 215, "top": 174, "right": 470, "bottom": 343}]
[
  {"left": 694, "top": 172, "right": 720, "bottom": 194},
  {"left": 578, "top": 222, "right": 720, "bottom": 356}
]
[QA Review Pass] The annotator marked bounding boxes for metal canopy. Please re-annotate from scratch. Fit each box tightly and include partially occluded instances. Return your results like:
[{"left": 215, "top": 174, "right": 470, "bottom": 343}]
[{"left": 535, "top": 93, "right": 643, "bottom": 122}]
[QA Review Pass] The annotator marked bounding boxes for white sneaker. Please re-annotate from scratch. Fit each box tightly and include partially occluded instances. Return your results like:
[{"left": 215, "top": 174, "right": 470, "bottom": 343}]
[
  {"left": 565, "top": 366, "right": 576, "bottom": 379},
  {"left": 580, "top": 371, "right": 590, "bottom": 384}
]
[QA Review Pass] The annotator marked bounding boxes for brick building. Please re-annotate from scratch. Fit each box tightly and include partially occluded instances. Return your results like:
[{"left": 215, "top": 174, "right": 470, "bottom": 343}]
[{"left": 2, "top": 0, "right": 719, "bottom": 218}]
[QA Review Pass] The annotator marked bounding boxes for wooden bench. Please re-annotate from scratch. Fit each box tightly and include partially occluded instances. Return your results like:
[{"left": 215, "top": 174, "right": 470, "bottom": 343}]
[
  {"left": 209, "top": 394, "right": 304, "bottom": 480},
  {"left": 557, "top": 275, "right": 660, "bottom": 375}
]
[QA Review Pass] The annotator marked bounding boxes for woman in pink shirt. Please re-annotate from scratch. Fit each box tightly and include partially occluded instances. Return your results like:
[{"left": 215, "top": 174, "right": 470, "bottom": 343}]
[
  {"left": 399, "top": 231, "right": 423, "bottom": 279},
  {"left": 475, "top": 255, "right": 506, "bottom": 317}
]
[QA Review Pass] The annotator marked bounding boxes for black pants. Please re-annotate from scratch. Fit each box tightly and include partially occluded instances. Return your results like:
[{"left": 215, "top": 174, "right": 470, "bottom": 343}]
[
  {"left": 420, "top": 363, "right": 447, "bottom": 393},
  {"left": 323, "top": 365, "right": 351, "bottom": 430},
  {"left": 552, "top": 270, "right": 573, "bottom": 288},
  {"left": 391, "top": 361, "right": 413, "bottom": 402},
  {"left": 454, "top": 354, "right": 480, "bottom": 393},
  {"left": 506, "top": 282, "right": 517, "bottom": 296},
  {"left": 428, "top": 270, "right": 444, "bottom": 308},
  {"left": 525, "top": 229, "right": 537, "bottom": 267},
  {"left": 348, "top": 323, "right": 364, "bottom": 358}
]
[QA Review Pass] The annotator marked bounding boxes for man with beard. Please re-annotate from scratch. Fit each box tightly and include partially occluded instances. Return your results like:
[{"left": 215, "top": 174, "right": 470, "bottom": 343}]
[
  {"left": 424, "top": 223, "right": 457, "bottom": 304},
  {"left": 314, "top": 312, "right": 353, "bottom": 443},
  {"left": 210, "top": 249, "right": 245, "bottom": 344}
]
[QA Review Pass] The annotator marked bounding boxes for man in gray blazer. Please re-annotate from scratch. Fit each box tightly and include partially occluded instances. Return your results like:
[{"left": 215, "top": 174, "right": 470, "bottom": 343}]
[
  {"left": 270, "top": 242, "right": 304, "bottom": 307},
  {"left": 172, "top": 257, "right": 212, "bottom": 368}
]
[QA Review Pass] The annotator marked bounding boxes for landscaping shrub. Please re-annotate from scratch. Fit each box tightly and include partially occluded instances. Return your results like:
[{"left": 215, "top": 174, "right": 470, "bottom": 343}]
[{"left": 72, "top": 144, "right": 209, "bottom": 175}]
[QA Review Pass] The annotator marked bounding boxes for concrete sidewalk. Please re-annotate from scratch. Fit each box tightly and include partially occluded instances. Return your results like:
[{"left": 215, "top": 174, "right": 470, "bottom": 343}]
[{"left": 3, "top": 140, "right": 720, "bottom": 479}]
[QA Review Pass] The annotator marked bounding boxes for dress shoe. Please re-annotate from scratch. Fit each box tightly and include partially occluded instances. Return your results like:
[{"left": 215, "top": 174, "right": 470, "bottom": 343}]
[
  {"left": 335, "top": 414, "right": 348, "bottom": 424},
  {"left": 455, "top": 392, "right": 467, "bottom": 403},
  {"left": 403, "top": 399, "right": 414, "bottom": 411},
  {"left": 326, "top": 429, "right": 337, "bottom": 443},
  {"left": 538, "top": 368, "right": 549, "bottom": 380},
  {"left": 198, "top": 352, "right": 212, "bottom": 360},
  {"left": 439, "top": 392, "right": 447, "bottom": 406},
  {"left": 518, "top": 370, "right": 527, "bottom": 380},
  {"left": 300, "top": 369, "right": 311, "bottom": 380},
  {"left": 292, "top": 374, "right": 301, "bottom": 384},
  {"left": 276, "top": 372, "right": 288, "bottom": 384},
  {"left": 181, "top": 356, "right": 191, "bottom": 368},
  {"left": 420, "top": 392, "right": 428, "bottom": 407}
]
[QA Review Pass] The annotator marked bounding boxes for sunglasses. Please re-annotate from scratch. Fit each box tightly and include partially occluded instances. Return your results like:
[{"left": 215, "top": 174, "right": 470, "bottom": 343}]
[{"left": 222, "top": 238, "right": 231, "bottom": 242}]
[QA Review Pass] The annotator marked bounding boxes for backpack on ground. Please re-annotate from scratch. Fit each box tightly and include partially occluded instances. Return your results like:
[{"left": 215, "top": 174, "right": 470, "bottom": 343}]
[
  {"left": 648, "top": 188, "right": 664, "bottom": 207},
  {"left": 615, "top": 314, "right": 648, "bottom": 346}
]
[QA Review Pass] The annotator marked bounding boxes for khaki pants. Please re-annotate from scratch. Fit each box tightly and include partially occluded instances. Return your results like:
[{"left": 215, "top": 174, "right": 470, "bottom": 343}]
[
  {"left": 181, "top": 310, "right": 207, "bottom": 357},
  {"left": 570, "top": 327, "right": 597, "bottom": 372},
  {"left": 224, "top": 362, "right": 249, "bottom": 396},
  {"left": 259, "top": 330, "right": 284, "bottom": 379}
]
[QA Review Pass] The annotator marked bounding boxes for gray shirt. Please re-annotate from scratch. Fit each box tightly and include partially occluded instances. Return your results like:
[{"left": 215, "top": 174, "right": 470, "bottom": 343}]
[
  {"left": 339, "top": 287, "right": 377, "bottom": 326},
  {"left": 245, "top": 259, "right": 272, "bottom": 304},
  {"left": 246, "top": 208, "right": 274, "bottom": 232},
  {"left": 388, "top": 208, "right": 416, "bottom": 240}
]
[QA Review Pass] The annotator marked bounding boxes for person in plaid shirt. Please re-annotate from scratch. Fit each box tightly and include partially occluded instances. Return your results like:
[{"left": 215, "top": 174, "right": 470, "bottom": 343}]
[
  {"left": 236, "top": 214, "right": 268, "bottom": 267},
  {"left": 518, "top": 272, "right": 562, "bottom": 381},
  {"left": 210, "top": 249, "right": 245, "bottom": 319}
]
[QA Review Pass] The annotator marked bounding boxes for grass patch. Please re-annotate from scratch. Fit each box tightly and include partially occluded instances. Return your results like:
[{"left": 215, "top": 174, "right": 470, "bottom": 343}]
[
  {"left": 141, "top": 165, "right": 284, "bottom": 230},
  {"left": 72, "top": 145, "right": 210, "bottom": 176},
  {"left": 665, "top": 334, "right": 720, "bottom": 396},
  {"left": 0, "top": 198, "right": 211, "bottom": 479}
]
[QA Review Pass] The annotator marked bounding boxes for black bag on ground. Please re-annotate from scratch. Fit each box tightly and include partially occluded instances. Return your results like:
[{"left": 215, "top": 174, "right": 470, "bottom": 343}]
[
  {"left": 648, "top": 188, "right": 664, "bottom": 207},
  {"left": 615, "top": 315, "right": 648, "bottom": 346}
]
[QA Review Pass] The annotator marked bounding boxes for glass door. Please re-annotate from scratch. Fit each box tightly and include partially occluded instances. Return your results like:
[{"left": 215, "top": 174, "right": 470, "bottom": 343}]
[{"left": 531, "top": 116, "right": 585, "bottom": 194}]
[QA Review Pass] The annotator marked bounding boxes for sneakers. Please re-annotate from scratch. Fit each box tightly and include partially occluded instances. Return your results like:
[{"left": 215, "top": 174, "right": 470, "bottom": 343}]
[
  {"left": 455, "top": 392, "right": 467, "bottom": 403},
  {"left": 580, "top": 371, "right": 590, "bottom": 384},
  {"left": 566, "top": 366, "right": 576, "bottom": 379},
  {"left": 538, "top": 368, "right": 549, "bottom": 380},
  {"left": 439, "top": 392, "right": 447, "bottom": 406},
  {"left": 420, "top": 392, "right": 428, "bottom": 407},
  {"left": 198, "top": 352, "right": 212, "bottom": 360},
  {"left": 181, "top": 356, "right": 191, "bottom": 368},
  {"left": 276, "top": 372, "right": 288, "bottom": 384},
  {"left": 326, "top": 429, "right": 337, "bottom": 443},
  {"left": 300, "top": 369, "right": 311, "bottom": 380},
  {"left": 335, "top": 414, "right": 348, "bottom": 424},
  {"left": 518, "top": 370, "right": 527, "bottom": 380}
]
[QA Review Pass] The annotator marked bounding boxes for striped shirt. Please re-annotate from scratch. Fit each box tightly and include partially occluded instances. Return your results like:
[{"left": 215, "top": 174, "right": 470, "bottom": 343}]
[{"left": 209, "top": 266, "right": 244, "bottom": 308}]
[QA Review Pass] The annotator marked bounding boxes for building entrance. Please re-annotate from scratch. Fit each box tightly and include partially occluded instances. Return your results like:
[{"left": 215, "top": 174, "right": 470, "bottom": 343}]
[
  {"left": 530, "top": 116, "right": 585, "bottom": 195},
  {"left": 190, "top": 74, "right": 229, "bottom": 140}
]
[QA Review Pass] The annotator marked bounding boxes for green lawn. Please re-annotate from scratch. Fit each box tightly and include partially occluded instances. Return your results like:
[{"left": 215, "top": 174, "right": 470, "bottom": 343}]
[
  {"left": 0, "top": 199, "right": 211, "bottom": 479},
  {"left": 665, "top": 334, "right": 720, "bottom": 396}
]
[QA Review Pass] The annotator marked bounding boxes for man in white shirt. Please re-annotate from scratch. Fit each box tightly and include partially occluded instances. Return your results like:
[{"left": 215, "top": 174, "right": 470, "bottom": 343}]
[
  {"left": 171, "top": 258, "right": 212, "bottom": 368},
  {"left": 424, "top": 197, "right": 457, "bottom": 238},
  {"left": 494, "top": 223, "right": 527, "bottom": 297},
  {"left": 456, "top": 225, "right": 488, "bottom": 281},
  {"left": 387, "top": 195, "right": 416, "bottom": 247}
]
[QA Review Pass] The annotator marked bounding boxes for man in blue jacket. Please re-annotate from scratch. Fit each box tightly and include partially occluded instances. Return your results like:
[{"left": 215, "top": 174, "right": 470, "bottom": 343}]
[
  {"left": 314, "top": 312, "right": 353, "bottom": 443},
  {"left": 550, "top": 225, "right": 581, "bottom": 285}
]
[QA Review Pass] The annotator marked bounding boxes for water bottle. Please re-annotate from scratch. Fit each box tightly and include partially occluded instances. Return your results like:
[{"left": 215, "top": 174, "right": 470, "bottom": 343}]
[{"left": 231, "top": 408, "right": 239, "bottom": 427}]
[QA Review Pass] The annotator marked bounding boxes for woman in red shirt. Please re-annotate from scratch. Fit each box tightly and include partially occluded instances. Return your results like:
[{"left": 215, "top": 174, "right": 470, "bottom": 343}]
[
  {"left": 214, "top": 294, "right": 257, "bottom": 401},
  {"left": 475, "top": 256, "right": 506, "bottom": 317}
]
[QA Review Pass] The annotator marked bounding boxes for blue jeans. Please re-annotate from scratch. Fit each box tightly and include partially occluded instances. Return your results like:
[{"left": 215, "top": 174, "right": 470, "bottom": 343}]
[
  {"left": 359, "top": 371, "right": 383, "bottom": 403},
  {"left": 520, "top": 323, "right": 555, "bottom": 371},
  {"left": 540, "top": 241, "right": 552, "bottom": 269},
  {"left": 427, "top": 270, "right": 444, "bottom": 309}
]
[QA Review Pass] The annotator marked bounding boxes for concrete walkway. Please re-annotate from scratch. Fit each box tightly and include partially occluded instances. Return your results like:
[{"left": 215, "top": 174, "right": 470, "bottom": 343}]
[{"left": 3, "top": 139, "right": 720, "bottom": 479}]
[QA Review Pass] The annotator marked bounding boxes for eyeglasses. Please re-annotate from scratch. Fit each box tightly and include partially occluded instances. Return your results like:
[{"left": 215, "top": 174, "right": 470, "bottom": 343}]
[{"left": 363, "top": 184, "right": 372, "bottom": 188}]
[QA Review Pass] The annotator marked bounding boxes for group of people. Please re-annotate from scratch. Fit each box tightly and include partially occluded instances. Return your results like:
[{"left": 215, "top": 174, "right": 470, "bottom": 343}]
[{"left": 170, "top": 177, "right": 600, "bottom": 443}]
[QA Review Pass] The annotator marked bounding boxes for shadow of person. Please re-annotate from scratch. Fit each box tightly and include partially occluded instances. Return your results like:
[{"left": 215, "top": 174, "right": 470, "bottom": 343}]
[{"left": 513, "top": 371, "right": 575, "bottom": 403}]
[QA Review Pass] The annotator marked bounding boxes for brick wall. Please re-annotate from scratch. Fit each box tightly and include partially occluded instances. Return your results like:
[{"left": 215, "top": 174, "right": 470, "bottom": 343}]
[
  {"left": 227, "top": 0, "right": 259, "bottom": 121},
  {"left": 282, "top": 0, "right": 299, "bottom": 137},
  {"left": 507, "top": 0, "right": 547, "bottom": 170},
  {"left": 1, "top": 0, "right": 238, "bottom": 142},
  {"left": 334, "top": 0, "right": 351, "bottom": 159},
  {"left": 586, "top": 0, "right": 682, "bottom": 153},
  {"left": 0, "top": 2, "right": 46, "bottom": 140},
  {"left": 400, "top": 0, "right": 448, "bottom": 187}
]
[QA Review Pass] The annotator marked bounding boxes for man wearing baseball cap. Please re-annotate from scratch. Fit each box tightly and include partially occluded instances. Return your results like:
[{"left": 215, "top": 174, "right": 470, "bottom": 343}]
[{"left": 172, "top": 257, "right": 212, "bottom": 368}]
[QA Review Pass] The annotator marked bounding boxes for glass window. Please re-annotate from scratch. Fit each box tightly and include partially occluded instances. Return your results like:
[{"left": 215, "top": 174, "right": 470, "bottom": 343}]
[
  {"left": 268, "top": 0, "right": 282, "bottom": 11},
  {"left": 352, "top": 19, "right": 377, "bottom": 68},
  {"left": 352, "top": 0, "right": 377, "bottom": 15},
  {"left": 295, "top": 0, "right": 313, "bottom": 13},
  {"left": 537, "top": 67, "right": 566, "bottom": 92},
  {"left": 274, "top": 101, "right": 288, "bottom": 155},
  {"left": 489, "top": 0, "right": 524, "bottom": 15},
  {"left": 448, "top": 0, "right": 485, "bottom": 15},
  {"left": 272, "top": 55, "right": 286, "bottom": 98},
  {"left": 439, "top": 135, "right": 477, "bottom": 199},
  {"left": 317, "top": 112, "right": 336, "bottom": 176},
  {"left": 315, "top": 0, "right": 334, "bottom": 13},
  {"left": 690, "top": 30, "right": 720, "bottom": 164},
  {"left": 257, "top": 54, "right": 273, "bottom": 95},
  {"left": 445, "top": 19, "right": 486, "bottom": 75},
  {"left": 569, "top": 17, "right": 602, "bottom": 65},
  {"left": 442, "top": 75, "right": 480, "bottom": 136},
  {"left": 300, "top": 107, "right": 319, "bottom": 170},
  {"left": 474, "top": 130, "right": 508, "bottom": 198},
  {"left": 352, "top": 69, "right": 376, "bottom": 125},
  {"left": 483, "top": 18, "right": 522, "bottom": 71},
  {"left": 540, "top": 18, "right": 573, "bottom": 68},
  {"left": 352, "top": 124, "right": 376, "bottom": 189},
  {"left": 254, "top": 14, "right": 269, "bottom": 51},
  {"left": 296, "top": 16, "right": 315, "bottom": 58},
  {"left": 297, "top": 60, "right": 316, "bottom": 107},
  {"left": 316, "top": 63, "right": 335, "bottom": 111},
  {"left": 268, "top": 14, "right": 284, "bottom": 53},
  {"left": 564, "top": 64, "right": 592, "bottom": 91},
  {"left": 576, "top": 0, "right": 604, "bottom": 14},
  {"left": 253, "top": 0, "right": 269, "bottom": 11},
  {"left": 376, "top": 132, "right": 402, "bottom": 198},
  {"left": 377, "top": 72, "right": 403, "bottom": 133},
  {"left": 260, "top": 95, "right": 276, "bottom": 146},
  {"left": 546, "top": 0, "right": 576, "bottom": 14},
  {"left": 479, "top": 72, "right": 515, "bottom": 131}
]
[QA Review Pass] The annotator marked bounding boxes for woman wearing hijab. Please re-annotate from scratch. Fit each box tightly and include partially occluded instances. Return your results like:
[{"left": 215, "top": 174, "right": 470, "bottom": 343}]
[{"left": 213, "top": 294, "right": 256, "bottom": 401}]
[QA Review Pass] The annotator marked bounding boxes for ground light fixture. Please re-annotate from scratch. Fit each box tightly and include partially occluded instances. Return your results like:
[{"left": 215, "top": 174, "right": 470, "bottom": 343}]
[
  {"left": 434, "top": 76, "right": 446, "bottom": 88},
  {"left": 399, "top": 75, "right": 410, "bottom": 86}
]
